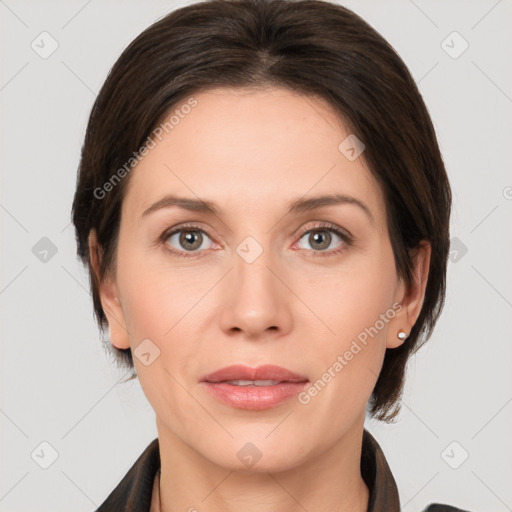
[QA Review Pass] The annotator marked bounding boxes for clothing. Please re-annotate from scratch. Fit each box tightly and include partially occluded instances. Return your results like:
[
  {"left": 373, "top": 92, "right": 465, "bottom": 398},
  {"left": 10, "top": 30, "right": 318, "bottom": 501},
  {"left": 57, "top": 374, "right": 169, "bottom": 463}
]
[{"left": 96, "top": 429, "right": 471, "bottom": 512}]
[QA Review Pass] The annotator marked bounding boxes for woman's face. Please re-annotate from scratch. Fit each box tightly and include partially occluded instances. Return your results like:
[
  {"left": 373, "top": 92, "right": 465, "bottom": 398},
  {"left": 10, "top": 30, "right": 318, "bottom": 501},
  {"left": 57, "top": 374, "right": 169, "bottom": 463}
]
[{"left": 94, "top": 86, "right": 428, "bottom": 471}]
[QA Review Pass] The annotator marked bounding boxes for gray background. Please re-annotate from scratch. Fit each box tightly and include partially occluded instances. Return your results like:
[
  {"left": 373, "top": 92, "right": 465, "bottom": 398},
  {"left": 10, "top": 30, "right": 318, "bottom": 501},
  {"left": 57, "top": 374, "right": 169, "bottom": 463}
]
[{"left": 1, "top": 0, "right": 511, "bottom": 510}]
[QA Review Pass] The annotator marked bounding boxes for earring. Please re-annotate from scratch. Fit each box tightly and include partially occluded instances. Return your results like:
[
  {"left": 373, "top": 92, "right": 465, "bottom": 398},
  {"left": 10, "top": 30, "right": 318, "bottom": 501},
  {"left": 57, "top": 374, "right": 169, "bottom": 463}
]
[{"left": 397, "top": 330, "right": 408, "bottom": 341}]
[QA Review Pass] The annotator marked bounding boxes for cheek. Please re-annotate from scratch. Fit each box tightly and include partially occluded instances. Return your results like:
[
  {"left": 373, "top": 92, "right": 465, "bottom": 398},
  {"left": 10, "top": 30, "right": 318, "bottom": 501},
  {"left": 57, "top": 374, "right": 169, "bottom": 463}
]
[
  {"left": 116, "top": 257, "right": 202, "bottom": 423},
  {"left": 116, "top": 239, "right": 190, "bottom": 337},
  {"left": 293, "top": 247, "right": 397, "bottom": 396},
  {"left": 297, "top": 249, "right": 397, "bottom": 338},
  {"left": 116, "top": 248, "right": 204, "bottom": 379}
]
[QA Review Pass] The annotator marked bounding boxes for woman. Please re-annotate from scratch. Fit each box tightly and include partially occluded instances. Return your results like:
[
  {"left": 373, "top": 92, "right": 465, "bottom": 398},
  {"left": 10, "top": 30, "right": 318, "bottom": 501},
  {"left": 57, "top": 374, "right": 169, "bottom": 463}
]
[{"left": 72, "top": 0, "right": 472, "bottom": 510}]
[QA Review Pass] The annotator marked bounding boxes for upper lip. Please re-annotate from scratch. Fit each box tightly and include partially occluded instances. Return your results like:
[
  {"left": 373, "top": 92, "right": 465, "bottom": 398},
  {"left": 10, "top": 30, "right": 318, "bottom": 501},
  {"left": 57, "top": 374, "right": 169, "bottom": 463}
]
[{"left": 201, "top": 364, "right": 309, "bottom": 383}]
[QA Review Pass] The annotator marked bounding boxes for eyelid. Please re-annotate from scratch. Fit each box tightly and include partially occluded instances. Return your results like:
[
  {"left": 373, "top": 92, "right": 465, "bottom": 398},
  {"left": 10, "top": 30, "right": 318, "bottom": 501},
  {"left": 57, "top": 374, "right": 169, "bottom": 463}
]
[{"left": 295, "top": 221, "right": 353, "bottom": 243}]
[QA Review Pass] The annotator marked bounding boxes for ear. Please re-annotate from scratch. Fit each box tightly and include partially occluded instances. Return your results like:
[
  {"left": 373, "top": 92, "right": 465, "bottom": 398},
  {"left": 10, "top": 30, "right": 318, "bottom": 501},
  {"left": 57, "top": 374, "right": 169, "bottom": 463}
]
[
  {"left": 387, "top": 241, "right": 431, "bottom": 349},
  {"left": 88, "top": 230, "right": 131, "bottom": 350}
]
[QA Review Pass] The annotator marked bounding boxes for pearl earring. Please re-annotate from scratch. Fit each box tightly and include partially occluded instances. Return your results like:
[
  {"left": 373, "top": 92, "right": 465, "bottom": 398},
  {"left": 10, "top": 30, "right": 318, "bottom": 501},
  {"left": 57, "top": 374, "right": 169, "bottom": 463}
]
[{"left": 397, "top": 330, "right": 408, "bottom": 341}]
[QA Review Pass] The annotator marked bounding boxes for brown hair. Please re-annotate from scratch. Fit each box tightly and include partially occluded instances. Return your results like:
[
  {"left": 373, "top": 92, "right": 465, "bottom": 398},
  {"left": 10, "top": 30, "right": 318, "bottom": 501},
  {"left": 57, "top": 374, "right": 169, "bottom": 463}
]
[{"left": 72, "top": 0, "right": 451, "bottom": 422}]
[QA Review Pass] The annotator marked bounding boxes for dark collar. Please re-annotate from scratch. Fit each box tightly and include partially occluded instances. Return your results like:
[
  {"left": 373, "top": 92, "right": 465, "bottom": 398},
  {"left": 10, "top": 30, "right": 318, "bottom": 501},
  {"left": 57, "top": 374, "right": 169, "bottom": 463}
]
[
  {"left": 95, "top": 429, "right": 469, "bottom": 512},
  {"left": 360, "top": 428, "right": 400, "bottom": 511}
]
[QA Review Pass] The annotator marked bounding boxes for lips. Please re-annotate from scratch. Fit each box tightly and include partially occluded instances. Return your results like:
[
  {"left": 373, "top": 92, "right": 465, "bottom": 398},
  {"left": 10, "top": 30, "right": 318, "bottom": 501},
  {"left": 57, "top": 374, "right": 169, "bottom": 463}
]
[
  {"left": 200, "top": 364, "right": 309, "bottom": 410},
  {"left": 201, "top": 364, "right": 308, "bottom": 384}
]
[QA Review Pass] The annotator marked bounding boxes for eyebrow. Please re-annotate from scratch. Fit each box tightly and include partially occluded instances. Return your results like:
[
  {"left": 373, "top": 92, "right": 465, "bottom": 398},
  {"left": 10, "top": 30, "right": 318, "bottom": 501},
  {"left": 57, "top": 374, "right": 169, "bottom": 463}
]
[{"left": 142, "top": 193, "right": 375, "bottom": 226}]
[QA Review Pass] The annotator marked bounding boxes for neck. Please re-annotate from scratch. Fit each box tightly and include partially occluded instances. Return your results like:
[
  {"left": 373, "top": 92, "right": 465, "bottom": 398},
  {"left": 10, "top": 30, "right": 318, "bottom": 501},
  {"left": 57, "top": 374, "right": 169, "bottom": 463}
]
[{"left": 155, "top": 419, "right": 369, "bottom": 512}]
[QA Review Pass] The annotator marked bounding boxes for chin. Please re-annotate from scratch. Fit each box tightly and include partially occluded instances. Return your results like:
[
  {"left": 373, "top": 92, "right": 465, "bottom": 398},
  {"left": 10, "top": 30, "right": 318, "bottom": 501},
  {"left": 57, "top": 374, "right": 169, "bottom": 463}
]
[
  {"left": 223, "top": 452, "right": 305, "bottom": 474},
  {"left": 199, "top": 433, "right": 311, "bottom": 474}
]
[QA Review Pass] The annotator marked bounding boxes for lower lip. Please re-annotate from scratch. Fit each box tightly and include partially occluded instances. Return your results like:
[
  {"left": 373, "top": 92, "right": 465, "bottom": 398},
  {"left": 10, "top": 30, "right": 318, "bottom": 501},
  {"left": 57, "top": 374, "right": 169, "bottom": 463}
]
[{"left": 201, "top": 381, "right": 309, "bottom": 410}]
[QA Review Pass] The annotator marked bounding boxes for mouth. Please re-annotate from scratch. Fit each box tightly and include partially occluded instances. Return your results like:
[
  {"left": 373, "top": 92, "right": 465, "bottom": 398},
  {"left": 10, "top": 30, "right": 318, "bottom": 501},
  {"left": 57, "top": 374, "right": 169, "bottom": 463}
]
[
  {"left": 200, "top": 364, "right": 309, "bottom": 410},
  {"left": 219, "top": 379, "right": 285, "bottom": 386},
  {"left": 201, "top": 364, "right": 308, "bottom": 384}
]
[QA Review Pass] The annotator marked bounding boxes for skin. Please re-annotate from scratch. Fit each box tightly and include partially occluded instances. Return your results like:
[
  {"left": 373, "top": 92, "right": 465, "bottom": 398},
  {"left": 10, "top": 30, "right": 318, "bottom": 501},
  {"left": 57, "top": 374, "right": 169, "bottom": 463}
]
[{"left": 89, "top": 86, "right": 430, "bottom": 512}]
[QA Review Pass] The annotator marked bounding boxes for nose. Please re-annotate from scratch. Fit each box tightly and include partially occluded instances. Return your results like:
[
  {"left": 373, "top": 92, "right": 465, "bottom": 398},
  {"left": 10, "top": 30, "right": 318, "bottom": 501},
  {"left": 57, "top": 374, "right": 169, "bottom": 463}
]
[{"left": 218, "top": 243, "right": 293, "bottom": 340}]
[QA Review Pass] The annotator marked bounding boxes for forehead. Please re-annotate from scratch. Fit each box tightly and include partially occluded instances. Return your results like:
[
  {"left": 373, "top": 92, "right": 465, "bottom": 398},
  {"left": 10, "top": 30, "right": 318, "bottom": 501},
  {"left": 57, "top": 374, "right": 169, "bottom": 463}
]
[{"left": 122, "top": 86, "right": 386, "bottom": 228}]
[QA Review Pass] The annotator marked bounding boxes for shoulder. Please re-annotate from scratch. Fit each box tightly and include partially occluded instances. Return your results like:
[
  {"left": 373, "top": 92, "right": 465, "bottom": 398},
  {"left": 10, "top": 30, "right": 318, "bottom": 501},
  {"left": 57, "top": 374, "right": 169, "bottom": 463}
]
[
  {"left": 95, "top": 438, "right": 160, "bottom": 512},
  {"left": 362, "top": 429, "right": 474, "bottom": 512},
  {"left": 423, "top": 504, "right": 474, "bottom": 512}
]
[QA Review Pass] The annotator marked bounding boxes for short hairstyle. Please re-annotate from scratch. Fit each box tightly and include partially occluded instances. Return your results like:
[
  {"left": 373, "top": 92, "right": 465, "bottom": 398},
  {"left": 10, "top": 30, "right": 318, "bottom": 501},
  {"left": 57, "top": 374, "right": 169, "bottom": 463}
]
[{"left": 72, "top": 0, "right": 451, "bottom": 422}]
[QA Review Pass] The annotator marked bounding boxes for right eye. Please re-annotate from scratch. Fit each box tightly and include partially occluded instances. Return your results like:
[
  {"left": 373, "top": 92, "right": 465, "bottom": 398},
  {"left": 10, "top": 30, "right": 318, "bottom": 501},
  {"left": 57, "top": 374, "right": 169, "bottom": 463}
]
[{"left": 161, "top": 223, "right": 216, "bottom": 258}]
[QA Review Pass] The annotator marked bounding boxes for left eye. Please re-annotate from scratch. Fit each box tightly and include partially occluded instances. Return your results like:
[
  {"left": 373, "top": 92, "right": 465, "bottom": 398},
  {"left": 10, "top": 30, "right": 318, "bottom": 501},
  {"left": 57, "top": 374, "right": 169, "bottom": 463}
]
[{"left": 296, "top": 228, "right": 346, "bottom": 252}]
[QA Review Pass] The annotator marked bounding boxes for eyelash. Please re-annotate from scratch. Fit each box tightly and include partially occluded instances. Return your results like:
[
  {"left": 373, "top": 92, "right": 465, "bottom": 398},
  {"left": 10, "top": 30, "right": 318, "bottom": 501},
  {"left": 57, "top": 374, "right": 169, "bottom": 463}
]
[{"left": 159, "top": 222, "right": 354, "bottom": 259}]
